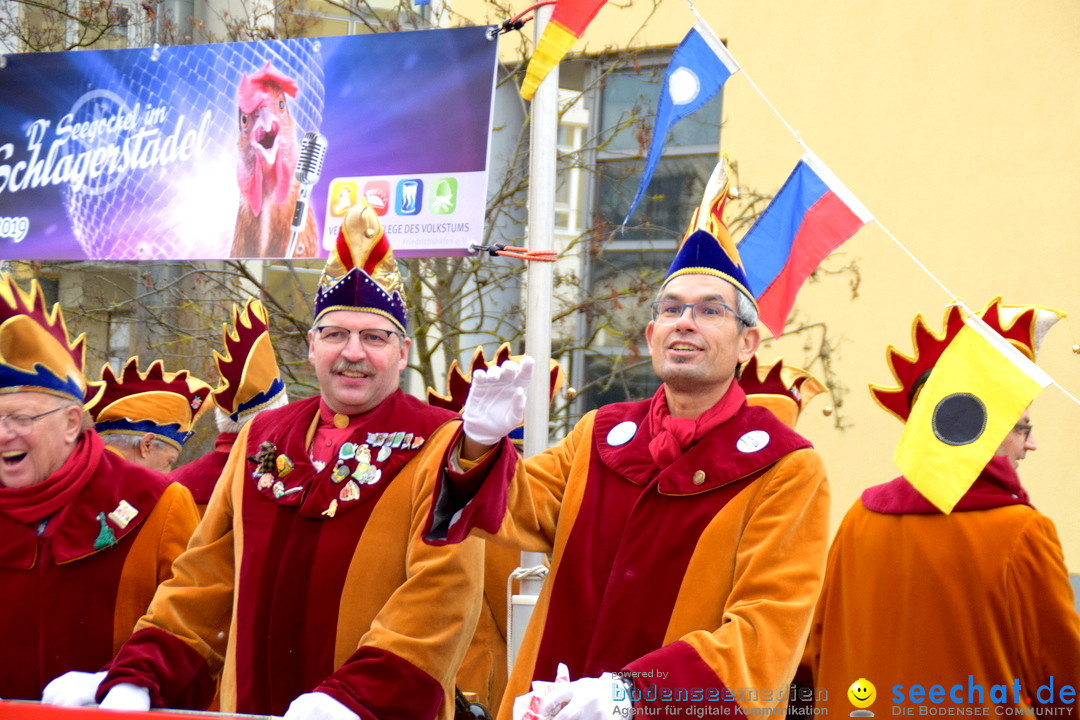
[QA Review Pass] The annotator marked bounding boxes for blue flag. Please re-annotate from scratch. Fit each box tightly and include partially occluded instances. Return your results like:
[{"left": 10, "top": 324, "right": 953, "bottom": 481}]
[{"left": 623, "top": 21, "right": 740, "bottom": 226}]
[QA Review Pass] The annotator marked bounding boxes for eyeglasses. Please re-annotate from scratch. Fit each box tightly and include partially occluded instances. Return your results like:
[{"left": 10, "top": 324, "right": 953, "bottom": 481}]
[
  {"left": 650, "top": 300, "right": 745, "bottom": 327},
  {"left": 314, "top": 326, "right": 401, "bottom": 349},
  {"left": 0, "top": 406, "right": 68, "bottom": 437},
  {"left": 1012, "top": 423, "right": 1033, "bottom": 441}
]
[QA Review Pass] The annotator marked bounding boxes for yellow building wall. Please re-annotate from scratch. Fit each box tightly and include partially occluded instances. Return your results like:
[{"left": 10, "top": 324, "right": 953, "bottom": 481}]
[{"left": 460, "top": 0, "right": 1080, "bottom": 567}]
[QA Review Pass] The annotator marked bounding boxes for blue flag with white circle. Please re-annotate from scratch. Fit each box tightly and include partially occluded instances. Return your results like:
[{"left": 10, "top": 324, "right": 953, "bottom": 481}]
[{"left": 623, "top": 21, "right": 740, "bottom": 227}]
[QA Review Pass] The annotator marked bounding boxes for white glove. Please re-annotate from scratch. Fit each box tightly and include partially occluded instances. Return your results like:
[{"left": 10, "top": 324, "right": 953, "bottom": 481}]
[
  {"left": 98, "top": 682, "right": 151, "bottom": 711},
  {"left": 461, "top": 356, "right": 534, "bottom": 446},
  {"left": 540, "top": 673, "right": 632, "bottom": 720},
  {"left": 284, "top": 692, "right": 361, "bottom": 720},
  {"left": 41, "top": 671, "right": 107, "bottom": 707}
]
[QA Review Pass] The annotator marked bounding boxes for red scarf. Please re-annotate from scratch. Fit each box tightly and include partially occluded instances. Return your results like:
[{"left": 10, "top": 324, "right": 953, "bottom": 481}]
[
  {"left": 647, "top": 382, "right": 746, "bottom": 468},
  {"left": 862, "top": 454, "right": 1031, "bottom": 514},
  {"left": 0, "top": 431, "right": 103, "bottom": 525}
]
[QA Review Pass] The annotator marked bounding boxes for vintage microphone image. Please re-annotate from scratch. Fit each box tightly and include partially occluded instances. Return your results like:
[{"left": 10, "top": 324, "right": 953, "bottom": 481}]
[{"left": 286, "top": 130, "right": 328, "bottom": 258}]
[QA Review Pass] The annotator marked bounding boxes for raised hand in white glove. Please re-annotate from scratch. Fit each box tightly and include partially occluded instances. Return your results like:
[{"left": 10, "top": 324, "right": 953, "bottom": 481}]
[
  {"left": 283, "top": 692, "right": 360, "bottom": 720},
  {"left": 41, "top": 671, "right": 107, "bottom": 707},
  {"left": 98, "top": 682, "right": 151, "bottom": 711},
  {"left": 461, "top": 355, "right": 534, "bottom": 447},
  {"left": 540, "top": 673, "right": 632, "bottom": 720}
]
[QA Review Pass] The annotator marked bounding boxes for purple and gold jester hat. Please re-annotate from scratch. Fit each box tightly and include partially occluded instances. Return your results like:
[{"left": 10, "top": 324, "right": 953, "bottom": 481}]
[
  {"left": 0, "top": 275, "right": 87, "bottom": 402},
  {"left": 665, "top": 154, "right": 756, "bottom": 309},
  {"left": 314, "top": 198, "right": 407, "bottom": 334}
]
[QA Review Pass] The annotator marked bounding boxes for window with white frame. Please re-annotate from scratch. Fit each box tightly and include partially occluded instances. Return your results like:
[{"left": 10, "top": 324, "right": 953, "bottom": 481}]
[{"left": 555, "top": 90, "right": 589, "bottom": 238}]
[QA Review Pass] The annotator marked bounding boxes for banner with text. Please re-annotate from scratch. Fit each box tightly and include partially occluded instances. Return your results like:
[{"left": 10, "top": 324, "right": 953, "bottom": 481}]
[{"left": 0, "top": 27, "right": 497, "bottom": 260}]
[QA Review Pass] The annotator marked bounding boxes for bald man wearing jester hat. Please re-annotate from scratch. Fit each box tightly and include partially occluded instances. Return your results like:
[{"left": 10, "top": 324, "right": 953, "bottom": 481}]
[
  {"left": 43, "top": 200, "right": 485, "bottom": 720},
  {"left": 800, "top": 301, "right": 1080, "bottom": 715},
  {"left": 85, "top": 356, "right": 213, "bottom": 474},
  {"left": 0, "top": 277, "right": 200, "bottom": 702},
  {"left": 425, "top": 160, "right": 831, "bottom": 720}
]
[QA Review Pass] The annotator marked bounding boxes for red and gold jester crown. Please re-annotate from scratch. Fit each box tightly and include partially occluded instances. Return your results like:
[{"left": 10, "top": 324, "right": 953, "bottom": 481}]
[
  {"left": 871, "top": 297, "right": 1065, "bottom": 423},
  {"left": 0, "top": 274, "right": 86, "bottom": 402},
  {"left": 426, "top": 344, "right": 566, "bottom": 443},
  {"left": 85, "top": 357, "right": 213, "bottom": 450},
  {"left": 666, "top": 154, "right": 756, "bottom": 308},
  {"left": 738, "top": 355, "right": 826, "bottom": 429},
  {"left": 314, "top": 198, "right": 407, "bottom": 333},
  {"left": 211, "top": 299, "right": 287, "bottom": 423}
]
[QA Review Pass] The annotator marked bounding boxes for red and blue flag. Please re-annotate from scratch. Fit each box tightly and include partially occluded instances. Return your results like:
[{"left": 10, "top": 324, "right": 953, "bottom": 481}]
[{"left": 739, "top": 151, "right": 873, "bottom": 337}]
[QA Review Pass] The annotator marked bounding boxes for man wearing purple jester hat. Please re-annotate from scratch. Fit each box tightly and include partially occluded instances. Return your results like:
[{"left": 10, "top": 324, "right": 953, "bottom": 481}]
[
  {"left": 44, "top": 200, "right": 487, "bottom": 720},
  {"left": 424, "top": 159, "right": 830, "bottom": 720}
]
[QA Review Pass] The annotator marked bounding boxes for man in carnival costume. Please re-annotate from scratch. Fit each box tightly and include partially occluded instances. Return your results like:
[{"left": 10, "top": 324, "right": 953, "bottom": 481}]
[
  {"left": 800, "top": 300, "right": 1080, "bottom": 714},
  {"left": 170, "top": 298, "right": 289, "bottom": 513},
  {"left": 0, "top": 276, "right": 199, "bottom": 701},
  {"left": 44, "top": 200, "right": 487, "bottom": 720},
  {"left": 85, "top": 356, "right": 213, "bottom": 474},
  {"left": 425, "top": 159, "right": 831, "bottom": 720}
]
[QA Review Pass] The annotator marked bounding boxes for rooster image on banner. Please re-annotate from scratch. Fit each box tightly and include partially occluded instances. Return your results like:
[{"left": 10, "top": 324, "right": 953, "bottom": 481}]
[{"left": 231, "top": 62, "right": 319, "bottom": 258}]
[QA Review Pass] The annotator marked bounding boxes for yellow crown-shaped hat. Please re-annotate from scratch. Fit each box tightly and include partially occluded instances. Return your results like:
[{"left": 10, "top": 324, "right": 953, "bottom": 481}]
[
  {"left": 0, "top": 275, "right": 87, "bottom": 402},
  {"left": 738, "top": 355, "right": 826, "bottom": 429},
  {"left": 85, "top": 357, "right": 213, "bottom": 450},
  {"left": 211, "top": 299, "right": 288, "bottom": 422},
  {"left": 426, "top": 343, "right": 566, "bottom": 443},
  {"left": 871, "top": 298, "right": 1065, "bottom": 423}
]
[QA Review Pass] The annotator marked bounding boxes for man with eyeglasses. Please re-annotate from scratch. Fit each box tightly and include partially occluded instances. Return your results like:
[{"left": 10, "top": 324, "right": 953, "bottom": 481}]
[
  {"left": 0, "top": 276, "right": 199, "bottom": 704},
  {"left": 800, "top": 300, "right": 1080, "bottom": 714},
  {"left": 45, "top": 201, "right": 485, "bottom": 720},
  {"left": 426, "top": 162, "right": 830, "bottom": 720}
]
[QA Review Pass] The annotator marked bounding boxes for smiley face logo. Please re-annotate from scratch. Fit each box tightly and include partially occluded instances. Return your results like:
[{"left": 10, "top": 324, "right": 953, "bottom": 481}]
[{"left": 848, "top": 678, "right": 877, "bottom": 709}]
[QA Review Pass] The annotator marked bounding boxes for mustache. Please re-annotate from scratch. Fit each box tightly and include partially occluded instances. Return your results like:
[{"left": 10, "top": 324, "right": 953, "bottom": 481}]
[{"left": 330, "top": 360, "right": 375, "bottom": 374}]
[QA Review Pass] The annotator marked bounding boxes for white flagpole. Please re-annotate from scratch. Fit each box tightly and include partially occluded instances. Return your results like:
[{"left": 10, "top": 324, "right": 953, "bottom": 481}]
[{"left": 512, "top": 1, "right": 557, "bottom": 667}]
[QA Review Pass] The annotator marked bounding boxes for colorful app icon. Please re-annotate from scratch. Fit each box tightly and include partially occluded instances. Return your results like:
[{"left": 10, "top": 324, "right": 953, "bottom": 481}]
[
  {"left": 430, "top": 177, "right": 458, "bottom": 215},
  {"left": 329, "top": 181, "right": 359, "bottom": 218},
  {"left": 396, "top": 179, "right": 423, "bottom": 215},
  {"left": 363, "top": 180, "right": 391, "bottom": 216}
]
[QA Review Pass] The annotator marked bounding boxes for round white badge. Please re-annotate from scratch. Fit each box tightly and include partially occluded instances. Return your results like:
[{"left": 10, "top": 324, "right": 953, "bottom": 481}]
[
  {"left": 668, "top": 67, "right": 701, "bottom": 106},
  {"left": 736, "top": 430, "right": 770, "bottom": 454},
  {"left": 607, "top": 421, "right": 638, "bottom": 447}
]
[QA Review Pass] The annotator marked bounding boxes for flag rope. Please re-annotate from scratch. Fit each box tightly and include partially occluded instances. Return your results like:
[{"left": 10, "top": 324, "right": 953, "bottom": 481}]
[
  {"left": 486, "top": 0, "right": 557, "bottom": 38},
  {"left": 684, "top": 0, "right": 1080, "bottom": 409}
]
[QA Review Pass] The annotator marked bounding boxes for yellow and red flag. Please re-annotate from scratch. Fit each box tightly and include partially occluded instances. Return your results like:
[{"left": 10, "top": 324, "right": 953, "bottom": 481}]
[
  {"left": 520, "top": 0, "right": 608, "bottom": 100},
  {"left": 894, "top": 312, "right": 1052, "bottom": 514}
]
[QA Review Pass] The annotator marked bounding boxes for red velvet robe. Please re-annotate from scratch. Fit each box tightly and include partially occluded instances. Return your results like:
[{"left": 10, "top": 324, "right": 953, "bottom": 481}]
[
  {"left": 428, "top": 384, "right": 831, "bottom": 719},
  {"left": 103, "top": 391, "right": 485, "bottom": 720},
  {"left": 0, "top": 430, "right": 198, "bottom": 700}
]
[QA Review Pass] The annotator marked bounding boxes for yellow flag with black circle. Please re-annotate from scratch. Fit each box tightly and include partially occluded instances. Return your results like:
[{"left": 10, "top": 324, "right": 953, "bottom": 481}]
[{"left": 894, "top": 313, "right": 1052, "bottom": 514}]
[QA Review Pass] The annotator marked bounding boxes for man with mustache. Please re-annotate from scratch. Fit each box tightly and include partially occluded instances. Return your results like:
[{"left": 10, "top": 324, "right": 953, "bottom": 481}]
[
  {"left": 44, "top": 200, "right": 485, "bottom": 720},
  {"left": 427, "top": 160, "right": 830, "bottom": 720}
]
